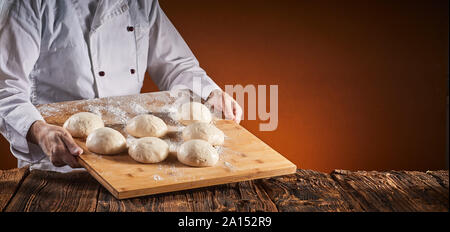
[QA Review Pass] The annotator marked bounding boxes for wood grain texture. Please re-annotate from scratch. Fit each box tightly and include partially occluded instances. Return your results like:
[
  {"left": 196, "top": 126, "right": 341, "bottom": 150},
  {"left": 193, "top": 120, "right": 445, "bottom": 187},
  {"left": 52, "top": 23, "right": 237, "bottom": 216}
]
[
  {"left": 1, "top": 167, "right": 448, "bottom": 212},
  {"left": 4, "top": 170, "right": 99, "bottom": 212},
  {"left": 426, "top": 170, "right": 449, "bottom": 189},
  {"left": 36, "top": 91, "right": 296, "bottom": 199},
  {"left": 0, "top": 167, "right": 29, "bottom": 211},
  {"left": 331, "top": 170, "right": 449, "bottom": 212},
  {"left": 258, "top": 170, "right": 361, "bottom": 212},
  {"left": 96, "top": 185, "right": 194, "bottom": 212},
  {"left": 96, "top": 179, "right": 278, "bottom": 212}
]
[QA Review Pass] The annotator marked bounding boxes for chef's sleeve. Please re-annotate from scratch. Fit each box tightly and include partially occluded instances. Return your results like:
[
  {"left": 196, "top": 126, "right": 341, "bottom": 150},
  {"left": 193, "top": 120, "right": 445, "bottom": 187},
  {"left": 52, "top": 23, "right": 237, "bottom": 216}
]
[
  {"left": 146, "top": 0, "right": 221, "bottom": 100},
  {"left": 0, "top": 1, "right": 46, "bottom": 162}
]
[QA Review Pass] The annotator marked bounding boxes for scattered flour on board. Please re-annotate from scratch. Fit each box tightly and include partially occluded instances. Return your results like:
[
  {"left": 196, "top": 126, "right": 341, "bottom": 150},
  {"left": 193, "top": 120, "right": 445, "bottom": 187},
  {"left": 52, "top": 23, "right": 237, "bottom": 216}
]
[
  {"left": 85, "top": 105, "right": 102, "bottom": 116},
  {"left": 217, "top": 146, "right": 239, "bottom": 172},
  {"left": 168, "top": 164, "right": 183, "bottom": 178},
  {"left": 156, "top": 163, "right": 184, "bottom": 181},
  {"left": 88, "top": 153, "right": 104, "bottom": 164},
  {"left": 150, "top": 93, "right": 173, "bottom": 105},
  {"left": 130, "top": 102, "right": 148, "bottom": 115},
  {"left": 84, "top": 104, "right": 129, "bottom": 123},
  {"left": 105, "top": 105, "right": 128, "bottom": 123},
  {"left": 223, "top": 161, "right": 235, "bottom": 171},
  {"left": 38, "top": 105, "right": 62, "bottom": 117},
  {"left": 220, "top": 147, "right": 242, "bottom": 156},
  {"left": 153, "top": 174, "right": 163, "bottom": 181},
  {"left": 216, "top": 145, "right": 230, "bottom": 162}
]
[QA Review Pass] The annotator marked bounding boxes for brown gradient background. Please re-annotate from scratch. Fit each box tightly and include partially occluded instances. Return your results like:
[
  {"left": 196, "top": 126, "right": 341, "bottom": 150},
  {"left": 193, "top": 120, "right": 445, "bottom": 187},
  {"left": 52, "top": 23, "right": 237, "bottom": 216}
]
[{"left": 1, "top": 0, "right": 448, "bottom": 172}]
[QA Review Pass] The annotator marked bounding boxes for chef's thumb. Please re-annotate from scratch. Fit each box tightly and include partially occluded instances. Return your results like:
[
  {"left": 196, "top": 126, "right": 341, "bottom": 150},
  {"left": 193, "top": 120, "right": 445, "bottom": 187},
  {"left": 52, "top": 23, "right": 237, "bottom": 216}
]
[{"left": 61, "top": 134, "right": 83, "bottom": 156}]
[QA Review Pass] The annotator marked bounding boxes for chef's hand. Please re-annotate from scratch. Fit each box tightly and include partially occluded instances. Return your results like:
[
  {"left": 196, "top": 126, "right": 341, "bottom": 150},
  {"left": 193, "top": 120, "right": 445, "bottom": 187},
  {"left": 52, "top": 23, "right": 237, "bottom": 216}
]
[
  {"left": 206, "top": 89, "right": 243, "bottom": 124},
  {"left": 27, "top": 120, "right": 83, "bottom": 168}
]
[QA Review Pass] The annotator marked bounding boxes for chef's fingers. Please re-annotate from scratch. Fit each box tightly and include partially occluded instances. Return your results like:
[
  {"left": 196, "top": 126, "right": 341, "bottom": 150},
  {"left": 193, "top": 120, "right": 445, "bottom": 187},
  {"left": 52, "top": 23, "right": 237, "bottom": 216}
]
[
  {"left": 233, "top": 101, "right": 243, "bottom": 124},
  {"left": 60, "top": 131, "right": 83, "bottom": 156},
  {"left": 223, "top": 93, "right": 235, "bottom": 120},
  {"left": 55, "top": 136, "right": 81, "bottom": 168},
  {"left": 51, "top": 136, "right": 79, "bottom": 168},
  {"left": 49, "top": 153, "right": 65, "bottom": 167},
  {"left": 49, "top": 141, "right": 67, "bottom": 167},
  {"left": 60, "top": 152, "right": 82, "bottom": 168}
]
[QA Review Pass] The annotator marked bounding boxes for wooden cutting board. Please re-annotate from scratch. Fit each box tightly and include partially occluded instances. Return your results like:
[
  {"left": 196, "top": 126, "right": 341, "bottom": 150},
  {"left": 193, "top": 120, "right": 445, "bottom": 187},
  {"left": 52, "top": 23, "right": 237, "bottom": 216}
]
[{"left": 36, "top": 90, "right": 296, "bottom": 199}]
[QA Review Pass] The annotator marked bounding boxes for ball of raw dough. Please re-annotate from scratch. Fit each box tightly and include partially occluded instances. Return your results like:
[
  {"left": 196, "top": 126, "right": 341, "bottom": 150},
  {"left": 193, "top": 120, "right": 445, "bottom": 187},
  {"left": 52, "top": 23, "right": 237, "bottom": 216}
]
[
  {"left": 178, "top": 102, "right": 212, "bottom": 125},
  {"left": 63, "top": 112, "right": 104, "bottom": 138},
  {"left": 182, "top": 122, "right": 224, "bottom": 146},
  {"left": 128, "top": 137, "right": 169, "bottom": 163},
  {"left": 177, "top": 140, "right": 219, "bottom": 167},
  {"left": 86, "top": 127, "right": 127, "bottom": 155},
  {"left": 126, "top": 114, "right": 168, "bottom": 138}
]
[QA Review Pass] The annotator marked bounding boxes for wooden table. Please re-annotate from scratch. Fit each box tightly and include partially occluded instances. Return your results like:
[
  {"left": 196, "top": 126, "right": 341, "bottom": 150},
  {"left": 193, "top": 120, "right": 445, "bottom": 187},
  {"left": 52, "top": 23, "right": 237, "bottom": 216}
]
[{"left": 0, "top": 167, "right": 447, "bottom": 212}]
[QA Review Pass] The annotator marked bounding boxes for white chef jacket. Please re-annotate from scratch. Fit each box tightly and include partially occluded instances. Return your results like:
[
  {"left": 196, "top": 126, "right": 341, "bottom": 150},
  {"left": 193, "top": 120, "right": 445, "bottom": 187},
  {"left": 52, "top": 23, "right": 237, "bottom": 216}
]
[{"left": 0, "top": 0, "right": 220, "bottom": 172}]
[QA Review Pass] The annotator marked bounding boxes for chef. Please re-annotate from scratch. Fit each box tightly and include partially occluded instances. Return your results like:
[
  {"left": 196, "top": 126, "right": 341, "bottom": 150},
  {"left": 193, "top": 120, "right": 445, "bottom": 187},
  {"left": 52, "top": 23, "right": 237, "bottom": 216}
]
[{"left": 0, "top": 0, "right": 242, "bottom": 172}]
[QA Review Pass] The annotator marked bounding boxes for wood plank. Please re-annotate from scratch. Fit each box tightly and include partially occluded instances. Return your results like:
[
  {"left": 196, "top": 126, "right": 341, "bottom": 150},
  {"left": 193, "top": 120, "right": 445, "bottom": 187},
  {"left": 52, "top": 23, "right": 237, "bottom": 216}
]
[
  {"left": 37, "top": 91, "right": 296, "bottom": 199},
  {"left": 2, "top": 167, "right": 447, "bottom": 212},
  {"left": 96, "top": 179, "right": 278, "bottom": 212},
  {"left": 4, "top": 170, "right": 100, "bottom": 212},
  {"left": 188, "top": 181, "right": 278, "bottom": 212},
  {"left": 257, "top": 169, "right": 361, "bottom": 212},
  {"left": 235, "top": 180, "right": 278, "bottom": 212},
  {"left": 331, "top": 170, "right": 449, "bottom": 212},
  {"left": 0, "top": 167, "right": 29, "bottom": 211},
  {"left": 96, "top": 185, "right": 194, "bottom": 212},
  {"left": 426, "top": 170, "right": 449, "bottom": 189}
]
